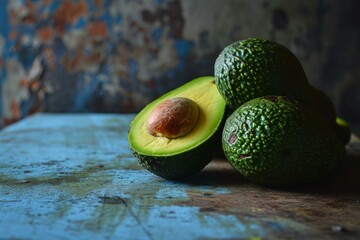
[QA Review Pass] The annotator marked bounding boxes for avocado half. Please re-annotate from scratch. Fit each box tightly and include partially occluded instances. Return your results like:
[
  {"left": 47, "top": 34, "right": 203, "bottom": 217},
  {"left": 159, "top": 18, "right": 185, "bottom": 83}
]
[{"left": 128, "top": 76, "right": 227, "bottom": 179}]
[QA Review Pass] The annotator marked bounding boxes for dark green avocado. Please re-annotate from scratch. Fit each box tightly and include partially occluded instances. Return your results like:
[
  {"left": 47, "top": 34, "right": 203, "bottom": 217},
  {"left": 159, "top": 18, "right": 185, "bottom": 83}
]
[
  {"left": 222, "top": 95, "right": 345, "bottom": 187},
  {"left": 128, "top": 76, "right": 227, "bottom": 179},
  {"left": 335, "top": 117, "right": 352, "bottom": 145},
  {"left": 214, "top": 38, "right": 343, "bottom": 143},
  {"left": 214, "top": 38, "right": 311, "bottom": 111},
  {"left": 306, "top": 86, "right": 337, "bottom": 127}
]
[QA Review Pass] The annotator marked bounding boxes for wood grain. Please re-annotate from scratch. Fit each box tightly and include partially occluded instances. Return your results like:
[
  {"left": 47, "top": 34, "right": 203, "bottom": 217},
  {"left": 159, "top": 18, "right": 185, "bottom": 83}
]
[{"left": 0, "top": 113, "right": 359, "bottom": 239}]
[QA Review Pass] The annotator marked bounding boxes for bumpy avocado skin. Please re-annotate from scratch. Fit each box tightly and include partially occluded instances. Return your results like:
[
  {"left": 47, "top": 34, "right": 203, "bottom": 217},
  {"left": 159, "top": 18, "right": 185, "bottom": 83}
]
[
  {"left": 214, "top": 38, "right": 310, "bottom": 111},
  {"left": 222, "top": 96, "right": 345, "bottom": 187}
]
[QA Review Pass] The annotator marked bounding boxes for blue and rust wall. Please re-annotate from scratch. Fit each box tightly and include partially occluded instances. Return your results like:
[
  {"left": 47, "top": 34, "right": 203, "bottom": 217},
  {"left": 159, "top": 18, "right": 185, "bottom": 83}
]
[{"left": 0, "top": 0, "right": 359, "bottom": 133}]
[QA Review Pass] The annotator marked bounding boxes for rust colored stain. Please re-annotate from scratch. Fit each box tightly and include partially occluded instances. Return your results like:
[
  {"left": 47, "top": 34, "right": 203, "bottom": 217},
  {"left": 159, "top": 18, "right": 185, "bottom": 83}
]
[
  {"left": 86, "top": 21, "right": 108, "bottom": 37},
  {"left": 84, "top": 52, "right": 103, "bottom": 63},
  {"left": 37, "top": 26, "right": 54, "bottom": 44},
  {"left": 62, "top": 51, "right": 82, "bottom": 72},
  {"left": 54, "top": 1, "right": 88, "bottom": 33},
  {"left": 18, "top": 77, "right": 29, "bottom": 87},
  {"left": 43, "top": 47, "right": 57, "bottom": 70},
  {"left": 94, "top": 0, "right": 103, "bottom": 6},
  {"left": 23, "top": 0, "right": 37, "bottom": 23},
  {"left": 8, "top": 10, "right": 17, "bottom": 25},
  {"left": 1, "top": 0, "right": 358, "bottom": 135},
  {"left": 8, "top": 0, "right": 36, "bottom": 24},
  {"left": 10, "top": 100, "right": 21, "bottom": 119},
  {"left": 29, "top": 81, "right": 41, "bottom": 92},
  {"left": 62, "top": 50, "right": 103, "bottom": 72},
  {"left": 8, "top": 31, "right": 17, "bottom": 40},
  {"left": 22, "top": 14, "right": 36, "bottom": 25}
]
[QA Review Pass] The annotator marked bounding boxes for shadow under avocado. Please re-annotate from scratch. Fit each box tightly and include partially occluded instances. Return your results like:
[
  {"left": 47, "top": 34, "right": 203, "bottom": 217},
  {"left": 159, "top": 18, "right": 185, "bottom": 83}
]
[
  {"left": 181, "top": 152, "right": 360, "bottom": 196},
  {"left": 179, "top": 160, "right": 246, "bottom": 187}
]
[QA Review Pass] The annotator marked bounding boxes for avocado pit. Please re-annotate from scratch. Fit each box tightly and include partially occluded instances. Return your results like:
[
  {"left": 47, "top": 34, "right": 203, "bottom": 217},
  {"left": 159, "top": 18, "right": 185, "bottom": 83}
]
[{"left": 146, "top": 97, "right": 199, "bottom": 139}]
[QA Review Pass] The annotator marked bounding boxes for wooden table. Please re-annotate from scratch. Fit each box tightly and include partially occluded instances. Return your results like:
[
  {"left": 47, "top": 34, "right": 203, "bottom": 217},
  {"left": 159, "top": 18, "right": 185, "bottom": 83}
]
[{"left": 1, "top": 113, "right": 359, "bottom": 239}]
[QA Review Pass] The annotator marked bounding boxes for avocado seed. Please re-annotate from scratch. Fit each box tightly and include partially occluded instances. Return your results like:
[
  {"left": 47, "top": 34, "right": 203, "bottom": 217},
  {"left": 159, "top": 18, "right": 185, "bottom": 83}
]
[{"left": 147, "top": 97, "right": 199, "bottom": 138}]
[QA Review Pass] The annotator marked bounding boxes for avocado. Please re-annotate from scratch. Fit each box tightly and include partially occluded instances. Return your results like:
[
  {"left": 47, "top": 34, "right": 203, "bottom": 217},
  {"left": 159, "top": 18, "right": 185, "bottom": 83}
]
[
  {"left": 214, "top": 38, "right": 311, "bottom": 111},
  {"left": 306, "top": 86, "right": 337, "bottom": 127},
  {"left": 307, "top": 87, "right": 351, "bottom": 144},
  {"left": 128, "top": 76, "right": 227, "bottom": 179},
  {"left": 222, "top": 95, "right": 345, "bottom": 186},
  {"left": 336, "top": 117, "right": 351, "bottom": 145},
  {"left": 214, "top": 38, "right": 341, "bottom": 139}
]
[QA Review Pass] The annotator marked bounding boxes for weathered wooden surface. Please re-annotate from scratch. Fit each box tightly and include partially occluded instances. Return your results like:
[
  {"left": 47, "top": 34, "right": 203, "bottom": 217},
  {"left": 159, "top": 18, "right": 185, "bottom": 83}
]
[{"left": 0, "top": 113, "right": 359, "bottom": 240}]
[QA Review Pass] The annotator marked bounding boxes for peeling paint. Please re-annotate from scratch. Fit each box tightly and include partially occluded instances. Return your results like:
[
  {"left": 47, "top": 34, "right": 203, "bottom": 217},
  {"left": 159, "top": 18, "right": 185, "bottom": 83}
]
[{"left": 0, "top": 0, "right": 358, "bottom": 133}]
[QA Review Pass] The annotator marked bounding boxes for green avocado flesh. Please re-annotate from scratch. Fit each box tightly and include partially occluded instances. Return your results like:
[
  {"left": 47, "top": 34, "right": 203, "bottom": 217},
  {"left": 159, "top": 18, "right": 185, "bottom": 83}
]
[
  {"left": 222, "top": 96, "right": 345, "bottom": 187},
  {"left": 128, "top": 76, "right": 226, "bottom": 179},
  {"left": 214, "top": 38, "right": 310, "bottom": 111}
]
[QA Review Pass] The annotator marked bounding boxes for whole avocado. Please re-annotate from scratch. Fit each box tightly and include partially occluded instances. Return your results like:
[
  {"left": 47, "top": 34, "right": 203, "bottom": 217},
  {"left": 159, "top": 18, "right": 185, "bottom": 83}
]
[
  {"left": 307, "top": 85, "right": 337, "bottom": 128},
  {"left": 222, "top": 95, "right": 345, "bottom": 187},
  {"left": 215, "top": 38, "right": 343, "bottom": 143},
  {"left": 214, "top": 38, "right": 311, "bottom": 110},
  {"left": 335, "top": 117, "right": 352, "bottom": 145}
]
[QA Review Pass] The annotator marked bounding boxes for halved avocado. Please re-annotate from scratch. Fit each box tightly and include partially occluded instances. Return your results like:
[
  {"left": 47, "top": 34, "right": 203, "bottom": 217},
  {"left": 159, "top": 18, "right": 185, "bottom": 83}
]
[{"left": 128, "top": 76, "right": 227, "bottom": 179}]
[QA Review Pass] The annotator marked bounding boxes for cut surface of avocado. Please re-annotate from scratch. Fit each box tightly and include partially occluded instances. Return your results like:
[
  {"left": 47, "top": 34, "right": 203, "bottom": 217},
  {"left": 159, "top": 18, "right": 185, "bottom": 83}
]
[{"left": 128, "top": 76, "right": 227, "bottom": 179}]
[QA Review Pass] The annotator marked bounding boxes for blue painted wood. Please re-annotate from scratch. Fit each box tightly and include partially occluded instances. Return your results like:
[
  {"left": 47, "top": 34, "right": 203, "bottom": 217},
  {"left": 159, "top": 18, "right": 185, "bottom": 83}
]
[{"left": 1, "top": 114, "right": 360, "bottom": 240}]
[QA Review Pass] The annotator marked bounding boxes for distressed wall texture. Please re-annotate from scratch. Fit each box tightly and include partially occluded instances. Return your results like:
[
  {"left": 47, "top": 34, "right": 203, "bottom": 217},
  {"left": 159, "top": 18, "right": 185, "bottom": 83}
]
[{"left": 0, "top": 0, "right": 359, "bottom": 133}]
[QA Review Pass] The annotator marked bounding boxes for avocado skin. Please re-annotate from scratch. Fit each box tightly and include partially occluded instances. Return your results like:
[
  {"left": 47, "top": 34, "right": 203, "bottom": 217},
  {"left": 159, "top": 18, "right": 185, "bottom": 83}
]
[
  {"left": 307, "top": 87, "right": 352, "bottom": 144},
  {"left": 128, "top": 76, "right": 227, "bottom": 180},
  {"left": 335, "top": 117, "right": 352, "bottom": 145},
  {"left": 134, "top": 131, "right": 219, "bottom": 179},
  {"left": 215, "top": 38, "right": 310, "bottom": 111},
  {"left": 306, "top": 86, "right": 337, "bottom": 127},
  {"left": 222, "top": 96, "right": 345, "bottom": 187},
  {"left": 215, "top": 38, "right": 343, "bottom": 144}
]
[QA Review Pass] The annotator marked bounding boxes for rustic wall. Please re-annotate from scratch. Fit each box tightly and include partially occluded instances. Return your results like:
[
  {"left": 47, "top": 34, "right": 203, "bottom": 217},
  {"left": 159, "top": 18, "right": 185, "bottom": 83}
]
[{"left": 0, "top": 0, "right": 359, "bottom": 133}]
